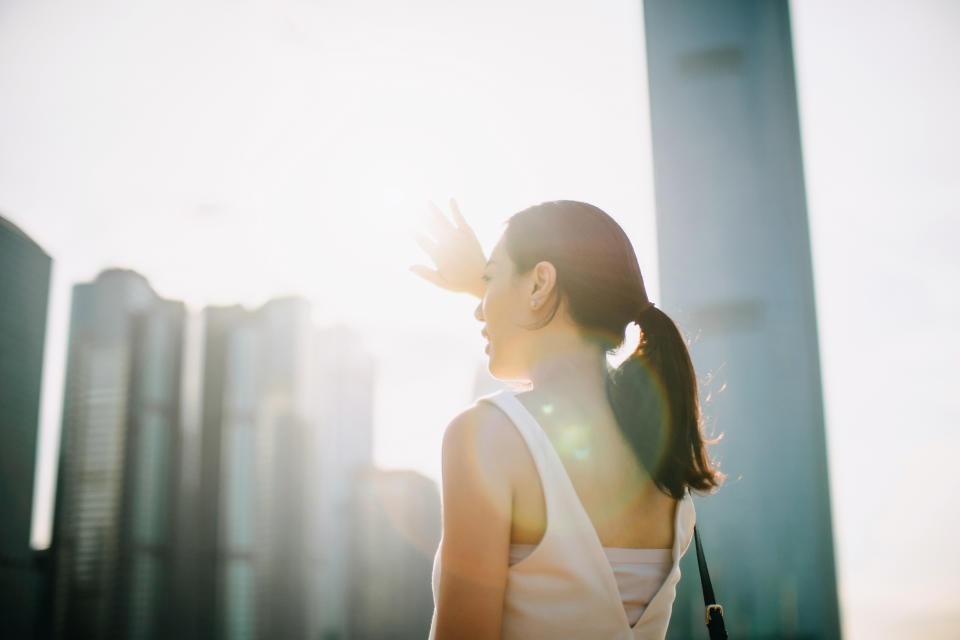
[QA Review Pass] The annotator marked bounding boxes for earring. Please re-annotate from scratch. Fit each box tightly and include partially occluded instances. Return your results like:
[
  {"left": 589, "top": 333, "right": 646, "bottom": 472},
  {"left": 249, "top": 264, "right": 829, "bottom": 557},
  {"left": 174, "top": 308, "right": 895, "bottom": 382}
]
[{"left": 530, "top": 299, "right": 537, "bottom": 308}]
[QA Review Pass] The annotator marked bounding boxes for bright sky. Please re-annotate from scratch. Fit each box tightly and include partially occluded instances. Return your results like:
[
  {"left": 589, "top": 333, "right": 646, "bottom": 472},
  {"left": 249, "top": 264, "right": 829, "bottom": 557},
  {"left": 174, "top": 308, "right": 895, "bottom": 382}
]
[{"left": 1, "top": 0, "right": 956, "bottom": 638}]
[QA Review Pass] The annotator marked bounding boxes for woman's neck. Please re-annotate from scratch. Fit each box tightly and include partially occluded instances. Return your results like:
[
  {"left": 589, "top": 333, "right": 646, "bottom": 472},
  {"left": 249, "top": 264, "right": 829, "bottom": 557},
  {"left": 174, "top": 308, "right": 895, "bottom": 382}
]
[{"left": 525, "top": 331, "right": 610, "bottom": 409}]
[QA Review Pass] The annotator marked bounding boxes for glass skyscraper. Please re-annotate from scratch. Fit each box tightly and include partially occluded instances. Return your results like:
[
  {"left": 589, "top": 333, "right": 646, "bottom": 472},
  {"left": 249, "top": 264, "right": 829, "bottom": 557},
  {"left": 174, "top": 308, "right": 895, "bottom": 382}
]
[
  {"left": 0, "top": 215, "right": 52, "bottom": 640},
  {"left": 49, "top": 269, "right": 185, "bottom": 640},
  {"left": 193, "top": 298, "right": 376, "bottom": 640}
]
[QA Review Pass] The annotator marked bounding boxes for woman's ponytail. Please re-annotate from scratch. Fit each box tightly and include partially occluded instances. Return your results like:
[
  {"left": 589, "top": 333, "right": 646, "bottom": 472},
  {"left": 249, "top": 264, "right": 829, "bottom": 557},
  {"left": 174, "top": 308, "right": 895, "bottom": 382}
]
[{"left": 605, "top": 304, "right": 724, "bottom": 499}]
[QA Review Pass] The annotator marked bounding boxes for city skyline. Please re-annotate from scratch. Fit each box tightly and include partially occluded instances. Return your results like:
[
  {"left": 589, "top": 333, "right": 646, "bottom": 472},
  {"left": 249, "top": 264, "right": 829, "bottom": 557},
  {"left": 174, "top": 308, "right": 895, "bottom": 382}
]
[{"left": 23, "top": 259, "right": 432, "bottom": 639}]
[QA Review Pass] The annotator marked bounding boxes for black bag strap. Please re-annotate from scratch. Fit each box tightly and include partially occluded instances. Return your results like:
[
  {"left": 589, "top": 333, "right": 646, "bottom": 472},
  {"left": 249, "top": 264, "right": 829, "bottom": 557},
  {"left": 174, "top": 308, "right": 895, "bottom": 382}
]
[{"left": 693, "top": 525, "right": 727, "bottom": 639}]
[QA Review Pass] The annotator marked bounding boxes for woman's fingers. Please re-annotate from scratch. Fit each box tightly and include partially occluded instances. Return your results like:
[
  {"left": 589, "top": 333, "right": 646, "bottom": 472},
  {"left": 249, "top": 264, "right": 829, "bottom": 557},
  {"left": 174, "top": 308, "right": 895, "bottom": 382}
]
[
  {"left": 448, "top": 197, "right": 471, "bottom": 231},
  {"left": 414, "top": 232, "right": 440, "bottom": 262},
  {"left": 425, "top": 200, "right": 456, "bottom": 240},
  {"left": 409, "top": 264, "right": 453, "bottom": 290}
]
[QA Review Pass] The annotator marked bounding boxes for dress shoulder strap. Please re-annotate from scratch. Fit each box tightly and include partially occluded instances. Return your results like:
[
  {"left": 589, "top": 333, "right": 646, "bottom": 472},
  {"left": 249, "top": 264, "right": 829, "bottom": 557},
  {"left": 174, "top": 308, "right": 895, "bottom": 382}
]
[
  {"left": 478, "top": 389, "right": 551, "bottom": 460},
  {"left": 477, "top": 389, "right": 610, "bottom": 543}
]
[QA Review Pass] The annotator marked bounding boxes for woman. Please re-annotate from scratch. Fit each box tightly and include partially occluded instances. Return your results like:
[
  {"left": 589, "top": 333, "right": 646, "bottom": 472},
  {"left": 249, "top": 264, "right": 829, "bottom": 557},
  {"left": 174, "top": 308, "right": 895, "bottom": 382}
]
[{"left": 411, "top": 199, "right": 724, "bottom": 639}]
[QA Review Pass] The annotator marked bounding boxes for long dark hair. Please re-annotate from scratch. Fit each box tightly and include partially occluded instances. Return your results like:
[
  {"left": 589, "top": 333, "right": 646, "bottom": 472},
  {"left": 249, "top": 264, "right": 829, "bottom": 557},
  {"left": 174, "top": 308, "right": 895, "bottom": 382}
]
[{"left": 503, "top": 200, "right": 724, "bottom": 499}]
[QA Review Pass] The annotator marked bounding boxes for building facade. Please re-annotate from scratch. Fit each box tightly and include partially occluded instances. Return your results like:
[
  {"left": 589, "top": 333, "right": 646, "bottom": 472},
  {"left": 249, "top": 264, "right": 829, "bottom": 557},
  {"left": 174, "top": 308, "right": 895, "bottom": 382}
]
[
  {"left": 643, "top": 2, "right": 841, "bottom": 637},
  {"left": 193, "top": 300, "right": 376, "bottom": 640},
  {"left": 48, "top": 269, "right": 185, "bottom": 640},
  {"left": 309, "top": 325, "right": 376, "bottom": 640},
  {"left": 113, "top": 300, "right": 186, "bottom": 639},
  {"left": 0, "top": 216, "right": 52, "bottom": 640}
]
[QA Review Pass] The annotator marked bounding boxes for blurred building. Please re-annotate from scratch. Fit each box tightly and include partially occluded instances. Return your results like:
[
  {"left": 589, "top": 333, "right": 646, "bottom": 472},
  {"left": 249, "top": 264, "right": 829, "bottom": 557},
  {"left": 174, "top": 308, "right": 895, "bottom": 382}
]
[
  {"left": 193, "top": 298, "right": 312, "bottom": 640},
  {"left": 0, "top": 215, "right": 52, "bottom": 640},
  {"left": 113, "top": 299, "right": 186, "bottom": 639},
  {"left": 193, "top": 300, "right": 376, "bottom": 640},
  {"left": 309, "top": 325, "right": 376, "bottom": 640},
  {"left": 644, "top": 2, "right": 840, "bottom": 638},
  {"left": 346, "top": 469, "right": 440, "bottom": 640},
  {"left": 48, "top": 269, "right": 186, "bottom": 640}
]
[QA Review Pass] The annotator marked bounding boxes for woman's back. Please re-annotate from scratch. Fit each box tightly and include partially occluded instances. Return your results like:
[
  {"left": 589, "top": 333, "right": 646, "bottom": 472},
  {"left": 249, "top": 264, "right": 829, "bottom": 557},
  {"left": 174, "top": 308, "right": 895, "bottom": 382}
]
[
  {"left": 509, "top": 388, "right": 679, "bottom": 552},
  {"left": 428, "top": 388, "right": 697, "bottom": 640}
]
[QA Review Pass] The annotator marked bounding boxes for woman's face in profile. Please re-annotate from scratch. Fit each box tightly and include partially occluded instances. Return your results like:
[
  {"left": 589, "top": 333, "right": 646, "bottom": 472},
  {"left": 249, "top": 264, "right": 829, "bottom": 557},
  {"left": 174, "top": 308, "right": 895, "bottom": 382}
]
[{"left": 475, "top": 237, "right": 536, "bottom": 380}]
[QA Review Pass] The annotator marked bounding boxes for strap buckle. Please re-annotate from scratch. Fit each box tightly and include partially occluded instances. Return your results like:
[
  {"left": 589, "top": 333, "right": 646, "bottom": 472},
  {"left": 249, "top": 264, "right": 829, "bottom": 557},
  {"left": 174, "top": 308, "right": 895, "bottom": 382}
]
[{"left": 705, "top": 604, "right": 723, "bottom": 625}]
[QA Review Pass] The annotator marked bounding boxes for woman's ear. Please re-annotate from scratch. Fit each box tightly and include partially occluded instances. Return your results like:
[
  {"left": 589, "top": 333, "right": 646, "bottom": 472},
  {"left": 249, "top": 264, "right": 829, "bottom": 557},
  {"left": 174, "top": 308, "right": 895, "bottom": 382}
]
[{"left": 531, "top": 260, "right": 556, "bottom": 296}]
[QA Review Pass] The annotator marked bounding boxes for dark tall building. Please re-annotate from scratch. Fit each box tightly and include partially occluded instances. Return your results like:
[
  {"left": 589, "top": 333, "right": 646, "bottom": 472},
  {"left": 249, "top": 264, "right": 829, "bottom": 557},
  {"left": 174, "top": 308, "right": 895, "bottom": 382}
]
[
  {"left": 0, "top": 215, "right": 52, "bottom": 640},
  {"left": 49, "top": 269, "right": 186, "bottom": 640},
  {"left": 643, "top": 2, "right": 840, "bottom": 638}
]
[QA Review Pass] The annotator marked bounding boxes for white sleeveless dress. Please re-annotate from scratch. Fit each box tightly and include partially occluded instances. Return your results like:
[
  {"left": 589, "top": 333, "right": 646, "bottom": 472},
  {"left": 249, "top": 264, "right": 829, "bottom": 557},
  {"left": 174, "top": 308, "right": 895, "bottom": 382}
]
[{"left": 428, "top": 388, "right": 696, "bottom": 640}]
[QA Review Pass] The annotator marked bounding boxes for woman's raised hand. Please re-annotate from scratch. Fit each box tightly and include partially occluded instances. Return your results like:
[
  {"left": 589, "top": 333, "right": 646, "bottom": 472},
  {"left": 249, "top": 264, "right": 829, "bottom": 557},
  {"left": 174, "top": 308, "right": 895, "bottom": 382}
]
[{"left": 409, "top": 198, "right": 487, "bottom": 299}]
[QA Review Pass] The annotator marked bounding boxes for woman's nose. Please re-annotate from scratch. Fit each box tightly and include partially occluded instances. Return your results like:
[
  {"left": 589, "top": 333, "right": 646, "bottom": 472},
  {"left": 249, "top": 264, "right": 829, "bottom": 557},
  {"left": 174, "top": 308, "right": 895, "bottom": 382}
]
[{"left": 474, "top": 301, "right": 484, "bottom": 322}]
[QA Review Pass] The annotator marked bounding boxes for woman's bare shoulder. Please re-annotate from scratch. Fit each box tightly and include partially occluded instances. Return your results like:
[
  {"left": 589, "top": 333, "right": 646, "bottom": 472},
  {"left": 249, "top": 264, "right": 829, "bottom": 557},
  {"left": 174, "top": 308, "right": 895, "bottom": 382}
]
[{"left": 442, "top": 398, "right": 527, "bottom": 486}]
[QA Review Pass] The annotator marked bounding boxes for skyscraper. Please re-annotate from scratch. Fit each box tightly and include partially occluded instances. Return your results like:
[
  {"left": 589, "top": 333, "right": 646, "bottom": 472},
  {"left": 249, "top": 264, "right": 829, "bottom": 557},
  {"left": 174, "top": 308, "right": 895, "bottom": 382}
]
[
  {"left": 195, "top": 300, "right": 314, "bottom": 640},
  {"left": 0, "top": 215, "right": 52, "bottom": 640},
  {"left": 113, "top": 299, "right": 186, "bottom": 640},
  {"left": 49, "top": 269, "right": 185, "bottom": 640},
  {"left": 193, "top": 299, "right": 376, "bottom": 640},
  {"left": 310, "top": 324, "right": 376, "bottom": 640},
  {"left": 643, "top": 2, "right": 840, "bottom": 637}
]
